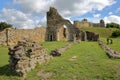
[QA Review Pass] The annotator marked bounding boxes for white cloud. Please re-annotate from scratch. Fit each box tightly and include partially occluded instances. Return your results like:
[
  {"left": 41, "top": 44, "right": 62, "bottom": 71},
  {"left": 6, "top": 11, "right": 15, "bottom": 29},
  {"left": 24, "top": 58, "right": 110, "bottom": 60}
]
[
  {"left": 53, "top": 0, "right": 116, "bottom": 17},
  {"left": 13, "top": 0, "right": 55, "bottom": 13},
  {"left": 13, "top": 0, "right": 116, "bottom": 17},
  {"left": 0, "top": 0, "right": 116, "bottom": 28},
  {"left": 104, "top": 15, "right": 120, "bottom": 24},
  {"left": 108, "top": 12, "right": 113, "bottom": 15},
  {"left": 1, "top": 8, "right": 37, "bottom": 29},
  {"left": 93, "top": 14, "right": 101, "bottom": 18}
]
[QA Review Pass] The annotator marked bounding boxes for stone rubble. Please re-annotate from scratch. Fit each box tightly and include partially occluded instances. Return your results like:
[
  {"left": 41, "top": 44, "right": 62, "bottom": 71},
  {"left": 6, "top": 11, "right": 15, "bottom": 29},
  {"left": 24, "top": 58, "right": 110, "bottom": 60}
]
[
  {"left": 50, "top": 43, "right": 72, "bottom": 56},
  {"left": 98, "top": 40, "right": 120, "bottom": 58},
  {"left": 8, "top": 39, "right": 52, "bottom": 78}
]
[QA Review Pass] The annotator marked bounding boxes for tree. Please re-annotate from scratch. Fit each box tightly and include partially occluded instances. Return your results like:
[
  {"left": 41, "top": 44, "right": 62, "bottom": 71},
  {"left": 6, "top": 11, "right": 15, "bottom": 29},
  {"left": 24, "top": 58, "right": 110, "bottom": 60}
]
[
  {"left": 106, "top": 22, "right": 120, "bottom": 28},
  {"left": 0, "top": 22, "right": 13, "bottom": 31}
]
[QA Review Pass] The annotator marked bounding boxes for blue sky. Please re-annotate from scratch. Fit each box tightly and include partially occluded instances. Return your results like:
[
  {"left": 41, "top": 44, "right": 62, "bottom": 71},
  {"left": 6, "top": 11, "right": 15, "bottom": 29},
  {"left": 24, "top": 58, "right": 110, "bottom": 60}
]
[{"left": 0, "top": 0, "right": 120, "bottom": 29}]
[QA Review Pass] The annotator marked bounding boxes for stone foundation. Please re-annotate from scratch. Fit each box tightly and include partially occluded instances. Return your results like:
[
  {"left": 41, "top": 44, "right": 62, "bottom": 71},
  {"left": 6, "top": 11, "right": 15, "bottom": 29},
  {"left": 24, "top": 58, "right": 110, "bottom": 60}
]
[
  {"left": 50, "top": 43, "right": 72, "bottom": 56},
  {"left": 98, "top": 40, "right": 120, "bottom": 58},
  {"left": 8, "top": 40, "right": 52, "bottom": 78}
]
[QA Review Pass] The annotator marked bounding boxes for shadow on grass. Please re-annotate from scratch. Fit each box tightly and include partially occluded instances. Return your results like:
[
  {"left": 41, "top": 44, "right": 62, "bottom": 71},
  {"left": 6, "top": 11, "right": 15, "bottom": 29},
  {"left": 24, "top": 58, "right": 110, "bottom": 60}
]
[{"left": 0, "top": 65, "right": 18, "bottom": 77}]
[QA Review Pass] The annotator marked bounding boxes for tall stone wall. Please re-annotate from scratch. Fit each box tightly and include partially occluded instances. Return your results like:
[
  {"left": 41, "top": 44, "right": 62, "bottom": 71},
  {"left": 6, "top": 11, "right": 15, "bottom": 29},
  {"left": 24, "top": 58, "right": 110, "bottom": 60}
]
[
  {"left": 46, "top": 7, "right": 81, "bottom": 41},
  {"left": 0, "top": 27, "right": 46, "bottom": 46},
  {"left": 74, "top": 19, "right": 105, "bottom": 28}
]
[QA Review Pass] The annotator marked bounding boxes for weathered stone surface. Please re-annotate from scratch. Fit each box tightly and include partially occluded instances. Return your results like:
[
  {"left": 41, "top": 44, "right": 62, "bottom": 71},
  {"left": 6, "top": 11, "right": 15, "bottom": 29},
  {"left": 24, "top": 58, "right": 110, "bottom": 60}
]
[
  {"left": 98, "top": 40, "right": 120, "bottom": 58},
  {"left": 0, "top": 7, "right": 100, "bottom": 46},
  {"left": 74, "top": 19, "right": 105, "bottom": 28},
  {"left": 86, "top": 31, "right": 99, "bottom": 41},
  {"left": 80, "top": 31, "right": 99, "bottom": 41},
  {"left": 46, "top": 7, "right": 81, "bottom": 41},
  {"left": 46, "top": 7, "right": 99, "bottom": 42},
  {"left": 8, "top": 39, "right": 52, "bottom": 78},
  {"left": 0, "top": 27, "right": 46, "bottom": 46}
]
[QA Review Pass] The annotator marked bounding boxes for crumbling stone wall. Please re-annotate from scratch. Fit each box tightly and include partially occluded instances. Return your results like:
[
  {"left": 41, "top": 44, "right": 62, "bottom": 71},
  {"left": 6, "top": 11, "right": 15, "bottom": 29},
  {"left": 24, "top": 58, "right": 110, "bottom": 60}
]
[
  {"left": 8, "top": 40, "right": 52, "bottom": 78},
  {"left": 98, "top": 40, "right": 120, "bottom": 58},
  {"left": 80, "top": 31, "right": 99, "bottom": 41},
  {"left": 50, "top": 43, "right": 72, "bottom": 56},
  {"left": 0, "top": 27, "right": 46, "bottom": 46},
  {"left": 74, "top": 19, "right": 105, "bottom": 28},
  {"left": 46, "top": 7, "right": 81, "bottom": 41}
]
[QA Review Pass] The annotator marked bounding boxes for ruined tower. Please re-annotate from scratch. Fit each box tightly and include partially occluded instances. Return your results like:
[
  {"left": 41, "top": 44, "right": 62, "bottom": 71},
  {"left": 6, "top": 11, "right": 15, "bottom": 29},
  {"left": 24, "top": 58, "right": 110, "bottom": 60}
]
[
  {"left": 46, "top": 7, "right": 81, "bottom": 41},
  {"left": 99, "top": 19, "right": 105, "bottom": 27}
]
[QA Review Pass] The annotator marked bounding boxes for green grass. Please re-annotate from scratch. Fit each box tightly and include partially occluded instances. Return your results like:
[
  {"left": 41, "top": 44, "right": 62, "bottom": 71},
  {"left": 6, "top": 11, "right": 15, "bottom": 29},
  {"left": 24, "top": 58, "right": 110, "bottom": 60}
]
[
  {"left": 26, "top": 41, "right": 120, "bottom": 80},
  {"left": 0, "top": 46, "right": 9, "bottom": 66},
  {"left": 0, "top": 46, "right": 20, "bottom": 80},
  {"left": 81, "top": 27, "right": 120, "bottom": 53},
  {"left": 0, "top": 41, "right": 69, "bottom": 80},
  {"left": 101, "top": 37, "right": 120, "bottom": 53},
  {"left": 40, "top": 41, "right": 69, "bottom": 53}
]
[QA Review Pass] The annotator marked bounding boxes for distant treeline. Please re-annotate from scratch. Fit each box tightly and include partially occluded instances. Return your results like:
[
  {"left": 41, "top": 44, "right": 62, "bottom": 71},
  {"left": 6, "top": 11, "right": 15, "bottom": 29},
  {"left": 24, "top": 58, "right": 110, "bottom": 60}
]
[{"left": 106, "top": 22, "right": 120, "bottom": 28}]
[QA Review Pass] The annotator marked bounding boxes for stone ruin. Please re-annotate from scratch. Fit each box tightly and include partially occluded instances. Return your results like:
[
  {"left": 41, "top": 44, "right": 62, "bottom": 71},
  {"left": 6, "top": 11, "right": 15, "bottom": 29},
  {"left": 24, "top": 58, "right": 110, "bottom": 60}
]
[
  {"left": 74, "top": 18, "right": 105, "bottom": 28},
  {"left": 46, "top": 7, "right": 99, "bottom": 42},
  {"left": 50, "top": 43, "right": 72, "bottom": 56},
  {"left": 8, "top": 39, "right": 52, "bottom": 78},
  {"left": 46, "top": 7, "right": 81, "bottom": 41},
  {"left": 80, "top": 31, "right": 99, "bottom": 41},
  {"left": 0, "top": 7, "right": 100, "bottom": 46},
  {"left": 98, "top": 40, "right": 120, "bottom": 58}
]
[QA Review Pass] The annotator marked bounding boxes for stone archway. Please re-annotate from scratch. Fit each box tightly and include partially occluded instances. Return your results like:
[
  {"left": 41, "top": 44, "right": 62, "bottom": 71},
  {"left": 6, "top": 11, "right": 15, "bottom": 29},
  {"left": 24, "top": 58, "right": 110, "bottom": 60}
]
[
  {"left": 46, "top": 7, "right": 81, "bottom": 41},
  {"left": 57, "top": 25, "right": 69, "bottom": 41}
]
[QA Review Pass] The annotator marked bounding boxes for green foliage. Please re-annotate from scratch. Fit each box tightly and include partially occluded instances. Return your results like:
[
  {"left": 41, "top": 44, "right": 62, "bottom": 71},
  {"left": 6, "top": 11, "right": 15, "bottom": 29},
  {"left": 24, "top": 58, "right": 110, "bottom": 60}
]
[
  {"left": 106, "top": 22, "right": 120, "bottom": 28},
  {"left": 111, "top": 30, "right": 120, "bottom": 37},
  {"left": 0, "top": 22, "right": 12, "bottom": 31}
]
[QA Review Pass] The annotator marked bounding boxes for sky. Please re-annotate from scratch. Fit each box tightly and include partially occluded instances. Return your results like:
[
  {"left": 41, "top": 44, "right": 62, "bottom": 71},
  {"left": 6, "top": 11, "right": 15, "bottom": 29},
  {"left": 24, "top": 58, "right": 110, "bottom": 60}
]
[{"left": 0, "top": 0, "right": 120, "bottom": 29}]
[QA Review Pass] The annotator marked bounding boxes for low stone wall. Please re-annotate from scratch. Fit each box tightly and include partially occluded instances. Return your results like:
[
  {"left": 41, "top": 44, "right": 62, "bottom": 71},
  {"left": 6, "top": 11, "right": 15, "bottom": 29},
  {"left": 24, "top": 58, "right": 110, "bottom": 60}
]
[
  {"left": 98, "top": 40, "right": 120, "bottom": 58},
  {"left": 8, "top": 40, "right": 52, "bottom": 78},
  {"left": 0, "top": 27, "right": 46, "bottom": 46},
  {"left": 50, "top": 43, "right": 72, "bottom": 56},
  {"left": 86, "top": 31, "right": 99, "bottom": 41},
  {"left": 80, "top": 31, "right": 99, "bottom": 41}
]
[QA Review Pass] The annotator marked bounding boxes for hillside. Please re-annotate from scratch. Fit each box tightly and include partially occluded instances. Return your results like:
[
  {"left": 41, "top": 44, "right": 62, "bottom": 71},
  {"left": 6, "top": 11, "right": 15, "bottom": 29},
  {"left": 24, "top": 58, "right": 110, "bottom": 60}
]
[{"left": 80, "top": 27, "right": 118, "bottom": 38}]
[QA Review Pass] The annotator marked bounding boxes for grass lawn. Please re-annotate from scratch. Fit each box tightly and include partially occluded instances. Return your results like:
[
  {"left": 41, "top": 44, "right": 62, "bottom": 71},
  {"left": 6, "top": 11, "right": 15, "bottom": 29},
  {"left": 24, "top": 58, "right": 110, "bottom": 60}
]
[
  {"left": 1, "top": 41, "right": 120, "bottom": 80},
  {"left": 80, "top": 27, "right": 120, "bottom": 53},
  {"left": 101, "top": 37, "right": 120, "bottom": 53},
  {"left": 26, "top": 41, "right": 120, "bottom": 80},
  {"left": 0, "top": 27, "right": 120, "bottom": 80}
]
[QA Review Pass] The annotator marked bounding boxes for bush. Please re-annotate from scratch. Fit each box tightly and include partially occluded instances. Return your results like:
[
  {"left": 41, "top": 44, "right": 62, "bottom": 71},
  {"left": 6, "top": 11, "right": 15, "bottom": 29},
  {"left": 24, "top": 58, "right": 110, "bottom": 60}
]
[
  {"left": 0, "top": 22, "right": 12, "bottom": 31},
  {"left": 106, "top": 22, "right": 120, "bottom": 28},
  {"left": 111, "top": 30, "right": 120, "bottom": 37}
]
